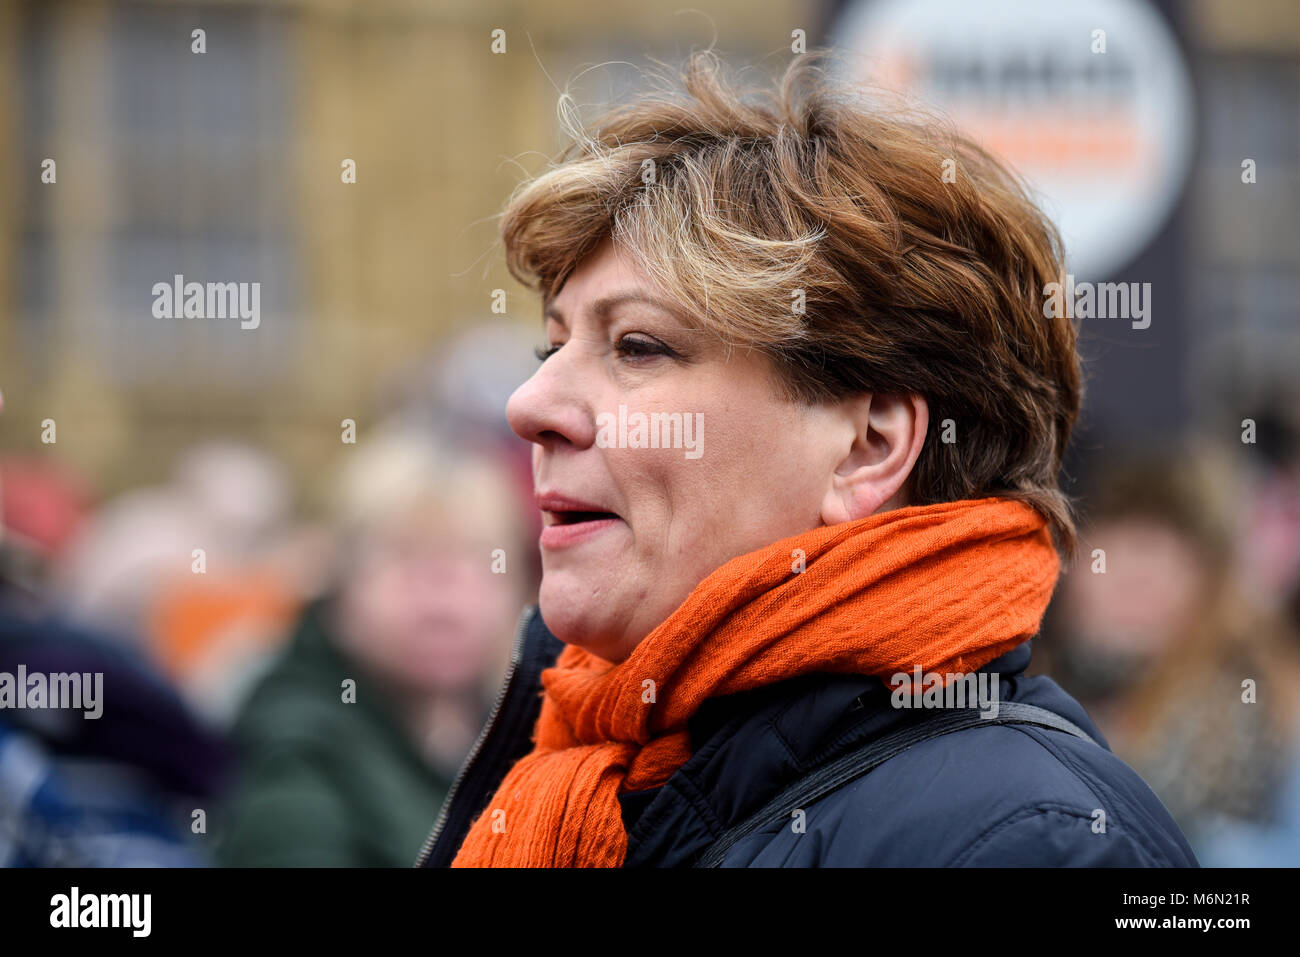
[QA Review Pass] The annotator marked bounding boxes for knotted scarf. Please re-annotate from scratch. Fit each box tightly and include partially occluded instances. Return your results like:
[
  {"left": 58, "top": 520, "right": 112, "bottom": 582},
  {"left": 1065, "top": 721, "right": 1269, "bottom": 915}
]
[{"left": 452, "top": 496, "right": 1059, "bottom": 867}]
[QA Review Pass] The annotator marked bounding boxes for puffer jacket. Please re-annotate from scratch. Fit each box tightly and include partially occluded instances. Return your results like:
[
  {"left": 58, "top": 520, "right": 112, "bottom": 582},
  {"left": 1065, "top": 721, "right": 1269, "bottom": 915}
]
[{"left": 416, "top": 605, "right": 1199, "bottom": 867}]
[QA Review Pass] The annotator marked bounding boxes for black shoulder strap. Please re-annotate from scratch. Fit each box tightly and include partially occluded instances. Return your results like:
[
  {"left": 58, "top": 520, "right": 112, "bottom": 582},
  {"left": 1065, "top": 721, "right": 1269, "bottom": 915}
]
[{"left": 693, "top": 701, "right": 1098, "bottom": 868}]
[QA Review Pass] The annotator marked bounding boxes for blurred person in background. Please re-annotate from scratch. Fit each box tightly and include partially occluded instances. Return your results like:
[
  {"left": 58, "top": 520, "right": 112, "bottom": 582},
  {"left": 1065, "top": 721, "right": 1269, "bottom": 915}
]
[
  {"left": 1236, "top": 405, "right": 1300, "bottom": 621},
  {"left": 377, "top": 320, "right": 547, "bottom": 586},
  {"left": 214, "top": 423, "right": 529, "bottom": 866},
  {"left": 1045, "top": 445, "right": 1300, "bottom": 866},
  {"left": 0, "top": 613, "right": 230, "bottom": 867},
  {"left": 51, "top": 441, "right": 318, "bottom": 728},
  {"left": 0, "top": 437, "right": 230, "bottom": 866}
]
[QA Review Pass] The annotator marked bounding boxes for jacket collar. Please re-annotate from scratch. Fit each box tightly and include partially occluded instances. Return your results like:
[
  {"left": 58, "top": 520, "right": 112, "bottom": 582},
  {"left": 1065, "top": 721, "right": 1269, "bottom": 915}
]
[
  {"left": 422, "top": 603, "right": 1094, "bottom": 868},
  {"left": 620, "top": 640, "right": 1051, "bottom": 866}
]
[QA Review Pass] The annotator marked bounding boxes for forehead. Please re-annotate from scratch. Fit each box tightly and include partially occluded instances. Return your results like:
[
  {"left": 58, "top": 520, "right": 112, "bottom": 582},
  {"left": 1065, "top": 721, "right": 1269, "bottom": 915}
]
[
  {"left": 546, "top": 237, "right": 635, "bottom": 311},
  {"left": 543, "top": 242, "right": 692, "bottom": 331}
]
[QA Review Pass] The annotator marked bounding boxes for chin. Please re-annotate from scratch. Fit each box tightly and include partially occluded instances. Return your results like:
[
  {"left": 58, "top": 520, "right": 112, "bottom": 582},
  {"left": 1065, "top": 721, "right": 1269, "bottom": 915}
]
[{"left": 538, "top": 582, "right": 636, "bottom": 664}]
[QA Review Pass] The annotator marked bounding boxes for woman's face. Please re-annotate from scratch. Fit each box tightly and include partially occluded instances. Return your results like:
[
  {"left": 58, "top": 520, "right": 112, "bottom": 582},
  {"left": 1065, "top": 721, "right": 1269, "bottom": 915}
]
[
  {"left": 506, "top": 237, "right": 852, "bottom": 662},
  {"left": 335, "top": 513, "right": 519, "bottom": 693},
  {"left": 1060, "top": 516, "right": 1209, "bottom": 663}
]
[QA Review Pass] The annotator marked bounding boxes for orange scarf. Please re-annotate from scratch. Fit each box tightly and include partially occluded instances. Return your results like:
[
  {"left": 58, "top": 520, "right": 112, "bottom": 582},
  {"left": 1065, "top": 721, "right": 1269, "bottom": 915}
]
[{"left": 452, "top": 496, "right": 1058, "bottom": 867}]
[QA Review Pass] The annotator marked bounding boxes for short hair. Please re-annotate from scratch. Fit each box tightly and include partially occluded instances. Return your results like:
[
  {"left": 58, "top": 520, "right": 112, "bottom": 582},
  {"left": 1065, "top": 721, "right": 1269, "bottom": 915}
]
[{"left": 500, "top": 49, "right": 1082, "bottom": 552}]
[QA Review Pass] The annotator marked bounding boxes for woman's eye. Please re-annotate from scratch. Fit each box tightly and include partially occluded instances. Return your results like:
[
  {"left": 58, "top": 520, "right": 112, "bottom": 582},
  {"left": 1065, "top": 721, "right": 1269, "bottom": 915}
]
[
  {"left": 615, "top": 335, "right": 676, "bottom": 359},
  {"left": 535, "top": 337, "right": 678, "bottom": 363}
]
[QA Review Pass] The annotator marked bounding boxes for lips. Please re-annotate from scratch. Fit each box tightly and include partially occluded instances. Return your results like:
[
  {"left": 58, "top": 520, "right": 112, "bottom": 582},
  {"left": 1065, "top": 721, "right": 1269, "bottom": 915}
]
[
  {"left": 535, "top": 492, "right": 622, "bottom": 549},
  {"left": 535, "top": 492, "right": 620, "bottom": 526}
]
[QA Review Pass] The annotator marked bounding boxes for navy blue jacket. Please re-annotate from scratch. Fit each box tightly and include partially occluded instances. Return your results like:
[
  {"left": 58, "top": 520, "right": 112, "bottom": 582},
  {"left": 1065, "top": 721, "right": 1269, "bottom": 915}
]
[{"left": 417, "top": 605, "right": 1199, "bottom": 867}]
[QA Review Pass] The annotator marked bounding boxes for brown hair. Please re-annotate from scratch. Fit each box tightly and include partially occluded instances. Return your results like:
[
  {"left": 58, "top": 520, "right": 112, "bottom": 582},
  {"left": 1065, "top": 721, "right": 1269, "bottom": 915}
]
[{"left": 500, "top": 49, "right": 1082, "bottom": 552}]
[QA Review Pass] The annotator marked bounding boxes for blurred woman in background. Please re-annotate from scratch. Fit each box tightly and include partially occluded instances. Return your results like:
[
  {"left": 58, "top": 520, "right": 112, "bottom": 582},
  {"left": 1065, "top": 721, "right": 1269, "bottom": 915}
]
[
  {"left": 1048, "top": 448, "right": 1300, "bottom": 866},
  {"left": 216, "top": 425, "right": 528, "bottom": 866}
]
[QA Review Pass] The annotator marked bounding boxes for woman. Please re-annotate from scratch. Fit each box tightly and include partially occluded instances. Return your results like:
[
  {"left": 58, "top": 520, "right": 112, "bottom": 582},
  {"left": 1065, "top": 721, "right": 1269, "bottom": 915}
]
[
  {"left": 218, "top": 425, "right": 526, "bottom": 866},
  {"left": 417, "top": 50, "right": 1198, "bottom": 867},
  {"left": 1048, "top": 449, "right": 1300, "bottom": 866}
]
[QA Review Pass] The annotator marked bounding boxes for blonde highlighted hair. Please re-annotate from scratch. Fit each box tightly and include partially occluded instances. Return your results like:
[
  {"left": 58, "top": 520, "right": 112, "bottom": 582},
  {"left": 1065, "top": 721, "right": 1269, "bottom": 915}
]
[{"left": 501, "top": 49, "right": 1082, "bottom": 552}]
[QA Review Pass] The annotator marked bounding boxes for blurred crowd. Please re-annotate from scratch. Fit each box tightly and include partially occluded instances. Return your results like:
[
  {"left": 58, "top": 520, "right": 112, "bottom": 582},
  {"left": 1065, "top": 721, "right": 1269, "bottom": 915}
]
[
  {"left": 1042, "top": 409, "right": 1300, "bottom": 866},
  {"left": 0, "top": 323, "right": 540, "bottom": 866},
  {"left": 1, "top": 327, "right": 1299, "bottom": 866}
]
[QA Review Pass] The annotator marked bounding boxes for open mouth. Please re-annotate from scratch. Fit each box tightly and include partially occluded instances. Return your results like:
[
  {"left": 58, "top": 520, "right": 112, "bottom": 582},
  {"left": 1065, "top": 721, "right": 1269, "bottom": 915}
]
[
  {"left": 535, "top": 493, "right": 621, "bottom": 547},
  {"left": 551, "top": 510, "right": 618, "bottom": 526}
]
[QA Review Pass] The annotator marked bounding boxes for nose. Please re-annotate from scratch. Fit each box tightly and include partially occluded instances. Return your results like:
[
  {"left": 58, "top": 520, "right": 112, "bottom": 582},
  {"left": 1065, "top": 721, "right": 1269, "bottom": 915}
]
[{"left": 506, "top": 349, "right": 596, "bottom": 451}]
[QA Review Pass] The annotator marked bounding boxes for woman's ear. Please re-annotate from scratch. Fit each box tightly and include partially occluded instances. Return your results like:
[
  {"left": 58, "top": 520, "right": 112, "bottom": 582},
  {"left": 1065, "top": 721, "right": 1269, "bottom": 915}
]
[{"left": 820, "top": 393, "right": 929, "bottom": 526}]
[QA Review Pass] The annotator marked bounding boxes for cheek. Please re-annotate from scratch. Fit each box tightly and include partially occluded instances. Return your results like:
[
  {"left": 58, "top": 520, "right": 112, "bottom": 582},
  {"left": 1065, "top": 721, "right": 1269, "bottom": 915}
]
[
  {"left": 644, "top": 419, "right": 817, "bottom": 571},
  {"left": 698, "top": 399, "right": 828, "bottom": 527}
]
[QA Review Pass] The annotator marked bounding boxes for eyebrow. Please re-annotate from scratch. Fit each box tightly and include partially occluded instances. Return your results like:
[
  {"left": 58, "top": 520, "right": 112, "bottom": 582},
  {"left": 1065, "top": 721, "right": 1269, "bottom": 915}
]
[{"left": 542, "top": 291, "right": 684, "bottom": 327}]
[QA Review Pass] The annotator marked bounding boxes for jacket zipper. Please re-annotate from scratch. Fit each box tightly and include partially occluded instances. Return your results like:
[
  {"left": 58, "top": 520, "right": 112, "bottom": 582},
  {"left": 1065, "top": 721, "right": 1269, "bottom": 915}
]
[{"left": 413, "top": 604, "right": 534, "bottom": 867}]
